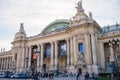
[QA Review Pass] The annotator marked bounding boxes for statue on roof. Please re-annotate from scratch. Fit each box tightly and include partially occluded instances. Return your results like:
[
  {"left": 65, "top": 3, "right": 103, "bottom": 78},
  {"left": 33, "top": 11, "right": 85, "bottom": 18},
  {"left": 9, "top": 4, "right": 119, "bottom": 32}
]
[
  {"left": 19, "top": 23, "right": 25, "bottom": 33},
  {"left": 89, "top": 11, "right": 93, "bottom": 19},
  {"left": 75, "top": 0, "right": 83, "bottom": 12}
]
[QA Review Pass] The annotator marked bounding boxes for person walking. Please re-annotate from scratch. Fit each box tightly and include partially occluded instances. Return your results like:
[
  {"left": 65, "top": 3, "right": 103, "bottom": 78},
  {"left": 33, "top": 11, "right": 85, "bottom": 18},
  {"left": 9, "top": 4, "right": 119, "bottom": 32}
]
[
  {"left": 92, "top": 72, "right": 95, "bottom": 79},
  {"left": 77, "top": 68, "right": 82, "bottom": 80},
  {"left": 85, "top": 72, "right": 89, "bottom": 80}
]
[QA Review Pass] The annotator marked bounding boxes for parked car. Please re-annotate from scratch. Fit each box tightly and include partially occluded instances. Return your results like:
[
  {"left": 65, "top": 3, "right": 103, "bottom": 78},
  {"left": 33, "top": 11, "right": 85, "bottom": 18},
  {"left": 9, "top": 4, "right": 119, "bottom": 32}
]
[
  {"left": 10, "top": 73, "right": 28, "bottom": 79},
  {"left": 7, "top": 73, "right": 15, "bottom": 78},
  {"left": 0, "top": 73, "right": 7, "bottom": 78}
]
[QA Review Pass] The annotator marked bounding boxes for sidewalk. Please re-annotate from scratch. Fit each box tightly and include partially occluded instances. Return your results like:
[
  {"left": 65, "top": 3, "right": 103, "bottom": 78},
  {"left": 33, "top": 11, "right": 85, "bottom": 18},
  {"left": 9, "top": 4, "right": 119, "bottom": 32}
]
[{"left": 38, "top": 76, "right": 95, "bottom": 80}]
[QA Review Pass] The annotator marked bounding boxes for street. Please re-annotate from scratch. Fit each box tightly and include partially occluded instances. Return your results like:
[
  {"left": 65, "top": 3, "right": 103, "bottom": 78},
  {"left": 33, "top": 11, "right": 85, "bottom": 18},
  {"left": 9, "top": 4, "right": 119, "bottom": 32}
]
[{"left": 0, "top": 76, "right": 95, "bottom": 80}]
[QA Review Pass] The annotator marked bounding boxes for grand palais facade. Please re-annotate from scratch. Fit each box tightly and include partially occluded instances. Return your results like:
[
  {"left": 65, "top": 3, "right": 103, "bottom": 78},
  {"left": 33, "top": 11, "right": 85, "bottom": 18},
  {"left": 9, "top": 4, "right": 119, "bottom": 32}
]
[{"left": 0, "top": 1, "right": 120, "bottom": 75}]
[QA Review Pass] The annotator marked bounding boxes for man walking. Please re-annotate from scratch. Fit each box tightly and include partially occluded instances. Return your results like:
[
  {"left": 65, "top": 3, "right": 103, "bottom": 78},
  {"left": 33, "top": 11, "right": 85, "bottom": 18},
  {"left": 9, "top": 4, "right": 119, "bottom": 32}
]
[{"left": 77, "top": 68, "right": 82, "bottom": 80}]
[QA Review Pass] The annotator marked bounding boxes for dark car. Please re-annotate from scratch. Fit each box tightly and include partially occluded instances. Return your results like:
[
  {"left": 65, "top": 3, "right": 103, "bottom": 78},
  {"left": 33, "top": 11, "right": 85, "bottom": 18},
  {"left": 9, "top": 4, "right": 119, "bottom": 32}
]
[
  {"left": 0, "top": 73, "right": 7, "bottom": 78},
  {"left": 10, "top": 73, "right": 28, "bottom": 79},
  {"left": 7, "top": 73, "right": 14, "bottom": 78}
]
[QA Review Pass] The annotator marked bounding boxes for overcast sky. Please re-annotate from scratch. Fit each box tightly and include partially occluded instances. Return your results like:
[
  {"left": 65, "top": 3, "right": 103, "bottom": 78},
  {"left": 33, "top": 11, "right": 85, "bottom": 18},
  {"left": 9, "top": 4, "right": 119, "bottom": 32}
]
[{"left": 0, "top": 0, "right": 120, "bottom": 51}]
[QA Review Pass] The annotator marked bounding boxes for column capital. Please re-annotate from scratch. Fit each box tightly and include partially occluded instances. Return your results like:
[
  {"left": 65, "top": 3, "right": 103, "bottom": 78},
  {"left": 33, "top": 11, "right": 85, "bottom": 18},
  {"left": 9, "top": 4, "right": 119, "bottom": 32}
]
[
  {"left": 50, "top": 41, "right": 54, "bottom": 44},
  {"left": 40, "top": 43, "right": 44, "bottom": 46},
  {"left": 28, "top": 45, "right": 33, "bottom": 48},
  {"left": 54, "top": 40, "right": 59, "bottom": 44},
  {"left": 90, "top": 32, "right": 95, "bottom": 35},
  {"left": 37, "top": 44, "right": 40, "bottom": 47},
  {"left": 65, "top": 38, "right": 70, "bottom": 42}
]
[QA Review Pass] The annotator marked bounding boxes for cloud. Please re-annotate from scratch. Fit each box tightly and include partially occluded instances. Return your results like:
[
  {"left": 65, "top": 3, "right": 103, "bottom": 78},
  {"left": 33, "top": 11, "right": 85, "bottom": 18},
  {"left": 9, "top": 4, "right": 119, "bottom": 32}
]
[
  {"left": 0, "top": 40, "right": 12, "bottom": 51},
  {"left": 0, "top": 0, "right": 120, "bottom": 50}
]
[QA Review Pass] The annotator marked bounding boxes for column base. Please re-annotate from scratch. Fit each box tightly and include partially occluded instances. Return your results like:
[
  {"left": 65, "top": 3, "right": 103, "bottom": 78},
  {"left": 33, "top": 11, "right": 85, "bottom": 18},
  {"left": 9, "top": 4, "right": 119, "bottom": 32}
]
[
  {"left": 68, "top": 65, "right": 77, "bottom": 74},
  {"left": 37, "top": 67, "right": 40, "bottom": 72},
  {"left": 91, "top": 65, "right": 99, "bottom": 74},
  {"left": 87, "top": 65, "right": 92, "bottom": 74},
  {"left": 53, "top": 65, "right": 57, "bottom": 71},
  {"left": 50, "top": 66, "right": 54, "bottom": 71},
  {"left": 40, "top": 67, "right": 43, "bottom": 73}
]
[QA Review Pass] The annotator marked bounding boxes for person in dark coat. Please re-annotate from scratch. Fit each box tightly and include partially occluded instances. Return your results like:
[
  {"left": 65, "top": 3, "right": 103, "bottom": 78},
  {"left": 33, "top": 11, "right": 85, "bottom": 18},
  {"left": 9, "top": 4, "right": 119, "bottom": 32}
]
[
  {"left": 77, "top": 68, "right": 82, "bottom": 80},
  {"left": 85, "top": 72, "right": 89, "bottom": 80}
]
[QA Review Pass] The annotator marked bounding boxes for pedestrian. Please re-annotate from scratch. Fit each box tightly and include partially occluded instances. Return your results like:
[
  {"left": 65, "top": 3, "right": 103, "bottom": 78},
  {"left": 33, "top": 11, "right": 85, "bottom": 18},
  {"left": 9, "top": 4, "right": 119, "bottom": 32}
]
[
  {"left": 77, "top": 72, "right": 80, "bottom": 80},
  {"left": 85, "top": 72, "right": 89, "bottom": 80},
  {"left": 77, "top": 68, "right": 82, "bottom": 80},
  {"left": 92, "top": 72, "right": 95, "bottom": 79},
  {"left": 111, "top": 73, "right": 114, "bottom": 80}
]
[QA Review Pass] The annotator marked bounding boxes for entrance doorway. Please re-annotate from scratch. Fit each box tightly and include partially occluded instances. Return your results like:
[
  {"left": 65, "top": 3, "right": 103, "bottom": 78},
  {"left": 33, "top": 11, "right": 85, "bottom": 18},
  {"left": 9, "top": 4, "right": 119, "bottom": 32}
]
[{"left": 43, "top": 64, "right": 46, "bottom": 72}]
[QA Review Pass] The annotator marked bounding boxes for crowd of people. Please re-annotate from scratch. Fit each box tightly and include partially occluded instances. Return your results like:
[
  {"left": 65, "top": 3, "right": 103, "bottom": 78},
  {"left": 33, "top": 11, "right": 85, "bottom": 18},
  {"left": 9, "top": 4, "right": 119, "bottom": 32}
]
[
  {"left": 31, "top": 69, "right": 96, "bottom": 80},
  {"left": 32, "top": 72, "right": 54, "bottom": 80}
]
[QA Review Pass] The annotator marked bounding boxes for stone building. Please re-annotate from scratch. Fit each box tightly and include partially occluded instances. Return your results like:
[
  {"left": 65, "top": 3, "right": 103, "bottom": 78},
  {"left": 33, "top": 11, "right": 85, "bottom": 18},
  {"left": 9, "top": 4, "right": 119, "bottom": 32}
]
[{"left": 0, "top": 0, "right": 120, "bottom": 74}]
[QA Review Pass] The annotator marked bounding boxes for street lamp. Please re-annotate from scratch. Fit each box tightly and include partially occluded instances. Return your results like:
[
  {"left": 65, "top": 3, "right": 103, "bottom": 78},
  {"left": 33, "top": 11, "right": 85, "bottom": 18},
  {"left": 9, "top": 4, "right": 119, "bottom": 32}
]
[
  {"left": 32, "top": 48, "right": 40, "bottom": 75},
  {"left": 24, "top": 57, "right": 29, "bottom": 73},
  {"left": 12, "top": 61, "right": 16, "bottom": 73},
  {"left": 108, "top": 38, "right": 120, "bottom": 74}
]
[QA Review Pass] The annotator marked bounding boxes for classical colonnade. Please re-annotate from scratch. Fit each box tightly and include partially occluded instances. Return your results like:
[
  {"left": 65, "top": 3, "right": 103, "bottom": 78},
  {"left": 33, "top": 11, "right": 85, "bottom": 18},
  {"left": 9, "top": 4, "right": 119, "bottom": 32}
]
[
  {"left": 21, "top": 38, "right": 74, "bottom": 72},
  {"left": 0, "top": 56, "right": 12, "bottom": 71}
]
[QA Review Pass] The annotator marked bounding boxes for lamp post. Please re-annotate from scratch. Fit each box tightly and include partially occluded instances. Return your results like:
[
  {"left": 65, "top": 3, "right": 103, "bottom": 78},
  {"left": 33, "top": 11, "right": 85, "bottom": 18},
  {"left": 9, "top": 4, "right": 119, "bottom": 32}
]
[
  {"left": 24, "top": 57, "right": 29, "bottom": 73},
  {"left": 109, "top": 38, "right": 120, "bottom": 74},
  {"left": 32, "top": 49, "right": 40, "bottom": 75},
  {"left": 12, "top": 61, "right": 16, "bottom": 73}
]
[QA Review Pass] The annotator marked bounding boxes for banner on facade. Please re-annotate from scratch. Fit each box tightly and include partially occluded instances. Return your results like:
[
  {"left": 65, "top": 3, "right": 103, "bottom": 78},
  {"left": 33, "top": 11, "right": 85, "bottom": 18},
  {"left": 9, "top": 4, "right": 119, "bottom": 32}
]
[
  {"left": 79, "top": 43, "right": 84, "bottom": 54},
  {"left": 45, "top": 46, "right": 51, "bottom": 58},
  {"left": 32, "top": 53, "right": 37, "bottom": 60},
  {"left": 60, "top": 43, "right": 67, "bottom": 56}
]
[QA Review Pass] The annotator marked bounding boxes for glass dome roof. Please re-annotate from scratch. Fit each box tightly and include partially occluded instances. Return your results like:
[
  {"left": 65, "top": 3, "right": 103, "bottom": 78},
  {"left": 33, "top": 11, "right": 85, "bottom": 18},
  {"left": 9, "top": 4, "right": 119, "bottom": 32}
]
[{"left": 41, "top": 19, "right": 69, "bottom": 34}]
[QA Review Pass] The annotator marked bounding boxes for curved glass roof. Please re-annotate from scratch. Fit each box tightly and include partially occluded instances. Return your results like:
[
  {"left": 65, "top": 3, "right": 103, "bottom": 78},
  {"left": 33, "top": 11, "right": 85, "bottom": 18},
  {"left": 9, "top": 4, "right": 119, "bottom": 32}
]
[
  {"left": 41, "top": 19, "right": 69, "bottom": 34},
  {"left": 102, "top": 24, "right": 120, "bottom": 34}
]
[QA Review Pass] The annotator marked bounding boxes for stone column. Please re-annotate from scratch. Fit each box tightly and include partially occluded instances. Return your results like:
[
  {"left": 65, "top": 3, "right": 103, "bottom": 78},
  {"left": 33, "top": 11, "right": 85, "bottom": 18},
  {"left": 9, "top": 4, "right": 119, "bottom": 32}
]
[
  {"left": 37, "top": 44, "right": 40, "bottom": 71},
  {"left": 7, "top": 58, "right": 9, "bottom": 70},
  {"left": 99, "top": 42, "right": 105, "bottom": 72},
  {"left": 54, "top": 41, "right": 58, "bottom": 70},
  {"left": 25, "top": 47, "right": 28, "bottom": 68},
  {"left": 109, "top": 44, "right": 115, "bottom": 61},
  {"left": 84, "top": 33, "right": 92, "bottom": 64},
  {"left": 21, "top": 47, "right": 25, "bottom": 71},
  {"left": 66, "top": 38, "right": 70, "bottom": 68},
  {"left": 6, "top": 58, "right": 8, "bottom": 70},
  {"left": 28, "top": 46, "right": 32, "bottom": 71},
  {"left": 0, "top": 59, "right": 1, "bottom": 69},
  {"left": 91, "top": 32, "right": 98, "bottom": 74},
  {"left": 84, "top": 33, "right": 92, "bottom": 74},
  {"left": 1, "top": 58, "right": 3, "bottom": 69},
  {"left": 70, "top": 37, "right": 73, "bottom": 66},
  {"left": 10, "top": 57, "right": 12, "bottom": 70},
  {"left": 40, "top": 43, "right": 44, "bottom": 72},
  {"left": 91, "top": 32, "right": 97, "bottom": 65},
  {"left": 73, "top": 35, "right": 77, "bottom": 65},
  {"left": 10, "top": 57, "right": 12, "bottom": 69},
  {"left": 50, "top": 42, "right": 54, "bottom": 70},
  {"left": 4, "top": 58, "right": 6, "bottom": 70},
  {"left": 3, "top": 58, "right": 5, "bottom": 69},
  {"left": 2, "top": 58, "right": 4, "bottom": 69}
]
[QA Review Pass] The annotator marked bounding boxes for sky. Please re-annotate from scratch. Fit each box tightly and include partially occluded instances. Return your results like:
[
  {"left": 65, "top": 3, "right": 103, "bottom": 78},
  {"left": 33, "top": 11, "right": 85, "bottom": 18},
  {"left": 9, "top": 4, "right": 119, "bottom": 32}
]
[{"left": 0, "top": 0, "right": 120, "bottom": 51}]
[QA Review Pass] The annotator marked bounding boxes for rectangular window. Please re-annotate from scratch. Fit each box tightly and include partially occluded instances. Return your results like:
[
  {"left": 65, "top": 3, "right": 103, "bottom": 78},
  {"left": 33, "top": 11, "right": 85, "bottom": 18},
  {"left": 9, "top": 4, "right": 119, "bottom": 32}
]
[{"left": 78, "top": 43, "right": 84, "bottom": 54}]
